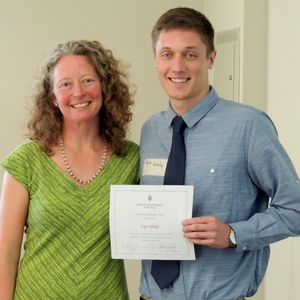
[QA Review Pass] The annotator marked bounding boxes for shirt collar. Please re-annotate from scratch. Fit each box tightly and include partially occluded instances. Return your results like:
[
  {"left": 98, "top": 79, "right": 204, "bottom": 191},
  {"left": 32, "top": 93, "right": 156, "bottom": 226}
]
[{"left": 166, "top": 86, "right": 220, "bottom": 128}]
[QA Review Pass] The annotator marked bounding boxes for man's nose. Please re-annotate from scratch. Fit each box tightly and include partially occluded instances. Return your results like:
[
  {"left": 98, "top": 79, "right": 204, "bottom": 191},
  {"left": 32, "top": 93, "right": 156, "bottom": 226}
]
[{"left": 172, "top": 55, "right": 185, "bottom": 72}]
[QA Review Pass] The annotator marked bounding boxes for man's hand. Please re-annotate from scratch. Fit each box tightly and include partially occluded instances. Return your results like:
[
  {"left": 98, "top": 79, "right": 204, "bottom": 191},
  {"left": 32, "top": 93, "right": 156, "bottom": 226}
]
[{"left": 182, "top": 216, "right": 232, "bottom": 249}]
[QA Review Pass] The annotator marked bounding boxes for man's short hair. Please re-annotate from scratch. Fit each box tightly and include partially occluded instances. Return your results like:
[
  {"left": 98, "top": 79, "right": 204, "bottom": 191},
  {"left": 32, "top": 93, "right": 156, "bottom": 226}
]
[{"left": 151, "top": 7, "right": 215, "bottom": 57}]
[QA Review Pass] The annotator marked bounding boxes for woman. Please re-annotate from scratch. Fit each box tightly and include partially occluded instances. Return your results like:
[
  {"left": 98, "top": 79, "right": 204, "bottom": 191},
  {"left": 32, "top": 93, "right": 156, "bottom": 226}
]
[{"left": 0, "top": 40, "right": 139, "bottom": 299}]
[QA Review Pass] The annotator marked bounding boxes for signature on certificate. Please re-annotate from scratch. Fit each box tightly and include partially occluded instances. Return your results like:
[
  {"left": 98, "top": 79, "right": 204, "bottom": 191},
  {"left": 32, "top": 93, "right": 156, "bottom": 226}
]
[
  {"left": 159, "top": 242, "right": 177, "bottom": 252},
  {"left": 120, "top": 242, "right": 142, "bottom": 251}
]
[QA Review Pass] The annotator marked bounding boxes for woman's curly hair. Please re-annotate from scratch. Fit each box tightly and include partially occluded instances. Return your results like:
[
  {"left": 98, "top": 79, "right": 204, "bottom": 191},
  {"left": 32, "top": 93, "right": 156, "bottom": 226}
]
[{"left": 26, "top": 39, "right": 135, "bottom": 156}]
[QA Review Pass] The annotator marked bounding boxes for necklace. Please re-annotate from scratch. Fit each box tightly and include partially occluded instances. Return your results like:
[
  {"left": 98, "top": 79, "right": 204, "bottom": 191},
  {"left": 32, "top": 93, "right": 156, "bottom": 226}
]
[{"left": 58, "top": 136, "right": 107, "bottom": 185}]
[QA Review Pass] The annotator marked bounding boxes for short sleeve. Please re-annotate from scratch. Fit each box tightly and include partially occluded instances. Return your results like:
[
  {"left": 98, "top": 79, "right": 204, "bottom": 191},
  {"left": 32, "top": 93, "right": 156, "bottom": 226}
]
[{"left": 1, "top": 143, "right": 34, "bottom": 191}]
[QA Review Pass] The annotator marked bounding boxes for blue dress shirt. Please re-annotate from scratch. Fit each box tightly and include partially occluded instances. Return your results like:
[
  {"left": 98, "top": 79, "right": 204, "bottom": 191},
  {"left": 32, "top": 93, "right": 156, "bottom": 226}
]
[{"left": 139, "top": 87, "right": 300, "bottom": 300}]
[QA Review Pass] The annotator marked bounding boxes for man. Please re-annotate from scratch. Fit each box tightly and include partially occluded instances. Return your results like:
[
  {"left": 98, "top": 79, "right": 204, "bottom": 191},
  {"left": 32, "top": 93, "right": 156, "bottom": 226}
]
[{"left": 139, "top": 7, "right": 300, "bottom": 300}]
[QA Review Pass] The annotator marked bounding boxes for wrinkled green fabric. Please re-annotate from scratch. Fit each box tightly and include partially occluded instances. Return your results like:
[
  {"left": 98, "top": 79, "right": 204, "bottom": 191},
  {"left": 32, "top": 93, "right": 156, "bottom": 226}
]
[{"left": 1, "top": 140, "right": 139, "bottom": 300}]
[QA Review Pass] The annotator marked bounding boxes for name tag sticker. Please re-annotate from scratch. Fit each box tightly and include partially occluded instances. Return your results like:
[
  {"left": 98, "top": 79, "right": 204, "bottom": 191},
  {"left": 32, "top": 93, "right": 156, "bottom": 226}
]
[{"left": 142, "top": 159, "right": 167, "bottom": 176}]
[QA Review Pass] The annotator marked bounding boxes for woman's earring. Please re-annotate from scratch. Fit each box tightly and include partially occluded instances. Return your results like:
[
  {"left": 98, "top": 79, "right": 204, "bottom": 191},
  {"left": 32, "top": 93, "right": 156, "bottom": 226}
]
[{"left": 53, "top": 102, "right": 58, "bottom": 107}]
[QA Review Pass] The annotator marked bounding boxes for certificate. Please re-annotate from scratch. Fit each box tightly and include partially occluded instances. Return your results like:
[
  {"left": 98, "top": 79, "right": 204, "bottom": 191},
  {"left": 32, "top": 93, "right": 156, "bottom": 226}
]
[{"left": 110, "top": 185, "right": 195, "bottom": 260}]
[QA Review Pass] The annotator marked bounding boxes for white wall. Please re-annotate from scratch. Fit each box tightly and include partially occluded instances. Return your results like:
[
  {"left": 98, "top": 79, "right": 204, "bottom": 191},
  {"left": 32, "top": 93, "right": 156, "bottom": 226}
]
[
  {"left": 0, "top": 0, "right": 166, "bottom": 153},
  {"left": 204, "top": 0, "right": 245, "bottom": 102},
  {"left": 265, "top": 1, "right": 300, "bottom": 299}
]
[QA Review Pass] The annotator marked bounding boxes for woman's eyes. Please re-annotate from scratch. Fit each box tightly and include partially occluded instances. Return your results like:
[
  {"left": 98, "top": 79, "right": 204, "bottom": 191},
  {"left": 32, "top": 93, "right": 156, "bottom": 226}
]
[
  {"left": 84, "top": 78, "right": 95, "bottom": 84},
  {"left": 60, "top": 82, "right": 71, "bottom": 88},
  {"left": 58, "top": 78, "right": 95, "bottom": 89}
]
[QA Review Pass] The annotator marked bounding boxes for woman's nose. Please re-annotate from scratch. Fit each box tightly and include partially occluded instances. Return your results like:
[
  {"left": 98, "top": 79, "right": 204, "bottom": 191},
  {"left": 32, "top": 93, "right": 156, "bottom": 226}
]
[{"left": 72, "top": 83, "right": 85, "bottom": 97}]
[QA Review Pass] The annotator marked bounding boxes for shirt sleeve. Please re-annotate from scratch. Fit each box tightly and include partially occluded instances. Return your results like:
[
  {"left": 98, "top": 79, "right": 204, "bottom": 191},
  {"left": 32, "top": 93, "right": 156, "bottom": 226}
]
[
  {"left": 1, "top": 143, "right": 31, "bottom": 191},
  {"left": 231, "top": 111, "right": 300, "bottom": 252}
]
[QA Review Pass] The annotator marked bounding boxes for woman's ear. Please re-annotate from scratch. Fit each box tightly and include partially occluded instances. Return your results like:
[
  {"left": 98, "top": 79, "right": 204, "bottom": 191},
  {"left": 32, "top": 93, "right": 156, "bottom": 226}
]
[{"left": 52, "top": 95, "right": 58, "bottom": 107}]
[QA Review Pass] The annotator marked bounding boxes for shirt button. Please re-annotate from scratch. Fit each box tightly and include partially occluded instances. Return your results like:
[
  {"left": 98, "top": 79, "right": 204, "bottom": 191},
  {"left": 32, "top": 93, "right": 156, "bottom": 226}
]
[
  {"left": 210, "top": 169, "right": 215, "bottom": 173},
  {"left": 243, "top": 247, "right": 247, "bottom": 250}
]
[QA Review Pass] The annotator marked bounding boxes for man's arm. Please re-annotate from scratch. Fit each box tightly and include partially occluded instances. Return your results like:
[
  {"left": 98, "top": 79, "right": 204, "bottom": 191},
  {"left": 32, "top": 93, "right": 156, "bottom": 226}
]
[{"left": 183, "top": 112, "right": 300, "bottom": 251}]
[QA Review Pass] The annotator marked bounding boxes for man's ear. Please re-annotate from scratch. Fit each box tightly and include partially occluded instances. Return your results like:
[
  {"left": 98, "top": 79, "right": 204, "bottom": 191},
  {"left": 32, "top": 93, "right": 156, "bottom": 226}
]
[{"left": 208, "top": 50, "right": 217, "bottom": 70}]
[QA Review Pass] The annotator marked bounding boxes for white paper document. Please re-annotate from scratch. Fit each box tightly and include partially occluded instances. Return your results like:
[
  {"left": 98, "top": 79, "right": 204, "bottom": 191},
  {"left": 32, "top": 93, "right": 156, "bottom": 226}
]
[{"left": 110, "top": 185, "right": 195, "bottom": 260}]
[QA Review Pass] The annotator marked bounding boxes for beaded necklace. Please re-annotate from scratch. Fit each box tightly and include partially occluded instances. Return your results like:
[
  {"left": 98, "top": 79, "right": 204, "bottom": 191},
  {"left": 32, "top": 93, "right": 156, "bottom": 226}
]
[{"left": 58, "top": 136, "right": 107, "bottom": 185}]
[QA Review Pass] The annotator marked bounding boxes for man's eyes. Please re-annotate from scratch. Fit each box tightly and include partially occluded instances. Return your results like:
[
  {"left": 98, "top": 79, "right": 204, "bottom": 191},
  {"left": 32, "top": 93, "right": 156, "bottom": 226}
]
[{"left": 160, "top": 53, "right": 197, "bottom": 58}]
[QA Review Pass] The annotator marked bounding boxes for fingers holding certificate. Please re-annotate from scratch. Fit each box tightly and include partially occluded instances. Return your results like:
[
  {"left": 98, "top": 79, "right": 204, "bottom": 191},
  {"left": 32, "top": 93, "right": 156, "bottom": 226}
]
[{"left": 110, "top": 185, "right": 195, "bottom": 260}]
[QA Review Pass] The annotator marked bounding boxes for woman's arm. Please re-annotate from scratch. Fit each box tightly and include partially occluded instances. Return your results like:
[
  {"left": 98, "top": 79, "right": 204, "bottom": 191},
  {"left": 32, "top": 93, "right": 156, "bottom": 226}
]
[{"left": 0, "top": 172, "right": 29, "bottom": 299}]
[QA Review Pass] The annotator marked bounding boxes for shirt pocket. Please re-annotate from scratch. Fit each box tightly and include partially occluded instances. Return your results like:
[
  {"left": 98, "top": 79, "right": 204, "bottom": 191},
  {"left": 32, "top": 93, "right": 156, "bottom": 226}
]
[{"left": 193, "top": 165, "right": 233, "bottom": 217}]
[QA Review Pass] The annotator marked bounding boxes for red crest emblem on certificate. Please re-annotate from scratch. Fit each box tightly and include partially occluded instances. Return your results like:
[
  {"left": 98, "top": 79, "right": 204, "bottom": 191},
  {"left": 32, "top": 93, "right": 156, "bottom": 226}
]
[{"left": 148, "top": 195, "right": 152, "bottom": 201}]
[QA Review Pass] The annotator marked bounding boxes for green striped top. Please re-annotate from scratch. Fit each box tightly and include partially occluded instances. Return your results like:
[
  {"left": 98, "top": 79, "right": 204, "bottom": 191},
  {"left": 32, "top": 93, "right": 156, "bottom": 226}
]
[{"left": 1, "top": 140, "right": 140, "bottom": 300}]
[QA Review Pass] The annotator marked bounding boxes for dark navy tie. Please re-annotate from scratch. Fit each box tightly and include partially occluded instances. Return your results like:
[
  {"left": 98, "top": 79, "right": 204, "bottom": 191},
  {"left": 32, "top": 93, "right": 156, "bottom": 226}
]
[{"left": 151, "top": 116, "right": 187, "bottom": 289}]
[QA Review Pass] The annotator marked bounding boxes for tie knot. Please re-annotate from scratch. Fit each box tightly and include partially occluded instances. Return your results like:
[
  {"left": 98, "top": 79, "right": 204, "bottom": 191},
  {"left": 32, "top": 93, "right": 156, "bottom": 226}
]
[{"left": 173, "top": 116, "right": 186, "bottom": 134}]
